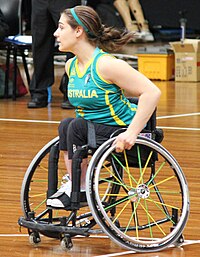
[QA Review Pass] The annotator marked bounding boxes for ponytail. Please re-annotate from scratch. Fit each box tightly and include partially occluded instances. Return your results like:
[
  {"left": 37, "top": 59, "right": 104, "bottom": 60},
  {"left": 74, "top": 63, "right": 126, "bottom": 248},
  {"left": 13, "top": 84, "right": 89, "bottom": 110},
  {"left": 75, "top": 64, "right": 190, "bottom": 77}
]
[
  {"left": 96, "top": 25, "right": 134, "bottom": 52},
  {"left": 62, "top": 6, "right": 135, "bottom": 52}
]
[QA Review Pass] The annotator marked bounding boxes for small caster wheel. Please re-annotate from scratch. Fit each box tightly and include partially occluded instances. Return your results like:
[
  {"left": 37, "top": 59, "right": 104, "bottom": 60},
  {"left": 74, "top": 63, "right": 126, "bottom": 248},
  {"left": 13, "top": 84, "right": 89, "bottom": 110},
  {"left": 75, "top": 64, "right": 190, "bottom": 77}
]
[
  {"left": 61, "top": 236, "right": 73, "bottom": 251},
  {"left": 173, "top": 234, "right": 184, "bottom": 247},
  {"left": 29, "top": 232, "right": 41, "bottom": 246}
]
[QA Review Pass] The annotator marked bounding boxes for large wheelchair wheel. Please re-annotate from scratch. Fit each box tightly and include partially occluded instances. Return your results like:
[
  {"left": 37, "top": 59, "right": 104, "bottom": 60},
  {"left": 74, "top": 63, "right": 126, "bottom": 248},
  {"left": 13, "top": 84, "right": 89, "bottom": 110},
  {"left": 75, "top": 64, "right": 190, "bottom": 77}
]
[
  {"left": 20, "top": 136, "right": 96, "bottom": 240},
  {"left": 86, "top": 136, "right": 189, "bottom": 252}
]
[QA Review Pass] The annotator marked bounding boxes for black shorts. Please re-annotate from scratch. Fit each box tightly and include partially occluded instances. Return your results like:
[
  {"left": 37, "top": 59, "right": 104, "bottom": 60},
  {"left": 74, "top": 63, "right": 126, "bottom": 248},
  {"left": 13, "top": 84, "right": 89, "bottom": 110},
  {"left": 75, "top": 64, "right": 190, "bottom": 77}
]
[{"left": 58, "top": 117, "right": 124, "bottom": 159}]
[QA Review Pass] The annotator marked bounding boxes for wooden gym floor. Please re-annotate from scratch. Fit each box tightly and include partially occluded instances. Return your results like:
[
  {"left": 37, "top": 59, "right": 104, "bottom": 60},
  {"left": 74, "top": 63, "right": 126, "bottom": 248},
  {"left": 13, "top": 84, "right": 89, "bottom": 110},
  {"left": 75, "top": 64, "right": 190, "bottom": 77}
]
[{"left": 0, "top": 42, "right": 200, "bottom": 256}]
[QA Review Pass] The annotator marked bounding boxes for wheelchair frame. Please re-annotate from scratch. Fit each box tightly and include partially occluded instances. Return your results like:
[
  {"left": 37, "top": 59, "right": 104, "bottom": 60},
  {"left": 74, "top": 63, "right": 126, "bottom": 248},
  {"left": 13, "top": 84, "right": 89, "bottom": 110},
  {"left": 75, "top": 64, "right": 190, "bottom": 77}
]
[{"left": 18, "top": 107, "right": 190, "bottom": 253}]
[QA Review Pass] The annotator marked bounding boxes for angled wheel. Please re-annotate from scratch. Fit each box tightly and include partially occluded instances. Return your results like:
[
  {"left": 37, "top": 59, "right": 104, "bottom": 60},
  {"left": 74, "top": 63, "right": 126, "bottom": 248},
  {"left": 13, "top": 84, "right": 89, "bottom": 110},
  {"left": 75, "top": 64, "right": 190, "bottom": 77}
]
[
  {"left": 20, "top": 136, "right": 95, "bottom": 239},
  {"left": 86, "top": 136, "right": 190, "bottom": 252}
]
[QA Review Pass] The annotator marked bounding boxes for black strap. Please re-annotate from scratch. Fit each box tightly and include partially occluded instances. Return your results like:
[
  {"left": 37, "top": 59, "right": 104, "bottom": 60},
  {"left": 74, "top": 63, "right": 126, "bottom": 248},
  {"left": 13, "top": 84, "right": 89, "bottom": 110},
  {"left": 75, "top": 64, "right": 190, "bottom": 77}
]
[{"left": 87, "top": 121, "right": 97, "bottom": 149}]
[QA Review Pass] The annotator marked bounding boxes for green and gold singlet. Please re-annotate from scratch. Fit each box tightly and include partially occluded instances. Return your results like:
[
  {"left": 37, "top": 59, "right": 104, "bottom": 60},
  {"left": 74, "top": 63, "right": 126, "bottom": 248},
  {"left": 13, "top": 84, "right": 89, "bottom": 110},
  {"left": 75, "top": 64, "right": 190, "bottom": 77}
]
[{"left": 67, "top": 48, "right": 137, "bottom": 126}]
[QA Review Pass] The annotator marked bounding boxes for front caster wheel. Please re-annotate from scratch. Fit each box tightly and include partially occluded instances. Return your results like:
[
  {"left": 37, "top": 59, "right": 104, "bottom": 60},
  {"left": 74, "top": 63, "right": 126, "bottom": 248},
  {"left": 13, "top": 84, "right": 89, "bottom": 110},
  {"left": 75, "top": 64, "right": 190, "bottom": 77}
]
[
  {"left": 29, "top": 232, "right": 41, "bottom": 246},
  {"left": 60, "top": 236, "right": 73, "bottom": 251}
]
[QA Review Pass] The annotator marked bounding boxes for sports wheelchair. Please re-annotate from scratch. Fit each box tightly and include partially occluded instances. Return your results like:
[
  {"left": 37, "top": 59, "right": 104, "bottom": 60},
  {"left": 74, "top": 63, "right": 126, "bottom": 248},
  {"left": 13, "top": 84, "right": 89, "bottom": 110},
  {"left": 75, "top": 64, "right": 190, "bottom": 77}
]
[{"left": 18, "top": 100, "right": 189, "bottom": 253}]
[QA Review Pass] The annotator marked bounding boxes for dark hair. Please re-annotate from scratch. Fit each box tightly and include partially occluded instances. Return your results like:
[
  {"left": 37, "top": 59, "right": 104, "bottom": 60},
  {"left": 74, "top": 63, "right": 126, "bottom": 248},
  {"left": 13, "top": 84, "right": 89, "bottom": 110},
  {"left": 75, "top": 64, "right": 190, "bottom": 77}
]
[{"left": 62, "top": 5, "right": 135, "bottom": 52}]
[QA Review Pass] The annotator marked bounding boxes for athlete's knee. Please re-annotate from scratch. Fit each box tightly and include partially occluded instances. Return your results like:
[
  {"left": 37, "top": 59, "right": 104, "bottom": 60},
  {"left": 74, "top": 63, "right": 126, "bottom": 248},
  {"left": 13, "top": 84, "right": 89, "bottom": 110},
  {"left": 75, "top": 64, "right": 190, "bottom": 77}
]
[
  {"left": 67, "top": 118, "right": 88, "bottom": 148},
  {"left": 68, "top": 118, "right": 88, "bottom": 137},
  {"left": 58, "top": 117, "right": 74, "bottom": 137}
]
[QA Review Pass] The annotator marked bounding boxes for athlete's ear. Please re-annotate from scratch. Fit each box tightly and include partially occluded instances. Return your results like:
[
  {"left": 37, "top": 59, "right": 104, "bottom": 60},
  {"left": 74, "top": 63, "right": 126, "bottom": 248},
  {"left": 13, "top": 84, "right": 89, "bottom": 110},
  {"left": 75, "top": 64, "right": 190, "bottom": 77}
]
[{"left": 75, "top": 26, "right": 84, "bottom": 37}]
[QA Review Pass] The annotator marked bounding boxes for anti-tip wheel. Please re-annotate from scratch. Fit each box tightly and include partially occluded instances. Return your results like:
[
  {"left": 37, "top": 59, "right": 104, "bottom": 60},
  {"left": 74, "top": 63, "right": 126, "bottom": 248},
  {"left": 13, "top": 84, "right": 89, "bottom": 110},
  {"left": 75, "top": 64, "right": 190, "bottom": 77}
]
[
  {"left": 173, "top": 234, "right": 185, "bottom": 247},
  {"left": 60, "top": 236, "right": 73, "bottom": 251},
  {"left": 29, "top": 232, "right": 41, "bottom": 246}
]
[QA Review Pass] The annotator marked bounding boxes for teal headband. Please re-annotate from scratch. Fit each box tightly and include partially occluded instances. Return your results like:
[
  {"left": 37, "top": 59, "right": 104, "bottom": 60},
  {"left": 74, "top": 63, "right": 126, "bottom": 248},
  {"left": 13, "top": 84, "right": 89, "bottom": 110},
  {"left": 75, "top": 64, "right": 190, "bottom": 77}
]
[{"left": 70, "top": 8, "right": 89, "bottom": 33}]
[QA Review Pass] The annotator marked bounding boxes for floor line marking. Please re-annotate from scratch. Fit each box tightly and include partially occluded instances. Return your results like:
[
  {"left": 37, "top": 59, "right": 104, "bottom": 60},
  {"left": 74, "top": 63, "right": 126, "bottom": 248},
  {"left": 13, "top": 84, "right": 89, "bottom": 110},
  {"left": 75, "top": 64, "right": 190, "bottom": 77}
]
[
  {"left": 1, "top": 111, "right": 200, "bottom": 124},
  {"left": 93, "top": 240, "right": 200, "bottom": 257},
  {"left": 1, "top": 234, "right": 199, "bottom": 244},
  {"left": 0, "top": 118, "right": 60, "bottom": 124},
  {"left": 158, "top": 126, "right": 200, "bottom": 131},
  {"left": 0, "top": 117, "right": 200, "bottom": 132},
  {"left": 157, "top": 112, "right": 200, "bottom": 119},
  {"left": 0, "top": 234, "right": 29, "bottom": 237}
]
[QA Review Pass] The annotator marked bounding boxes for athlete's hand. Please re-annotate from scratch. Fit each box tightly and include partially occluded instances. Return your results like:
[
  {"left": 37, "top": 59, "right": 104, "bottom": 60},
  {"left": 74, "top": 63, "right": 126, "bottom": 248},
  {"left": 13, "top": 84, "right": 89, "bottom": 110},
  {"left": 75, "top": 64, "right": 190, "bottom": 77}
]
[{"left": 113, "top": 131, "right": 137, "bottom": 153}]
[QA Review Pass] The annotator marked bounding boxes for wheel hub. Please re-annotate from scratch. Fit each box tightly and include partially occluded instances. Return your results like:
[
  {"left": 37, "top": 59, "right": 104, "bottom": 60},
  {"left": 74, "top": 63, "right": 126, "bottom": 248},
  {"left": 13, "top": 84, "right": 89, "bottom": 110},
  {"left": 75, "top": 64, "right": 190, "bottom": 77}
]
[
  {"left": 128, "top": 184, "right": 150, "bottom": 202},
  {"left": 136, "top": 184, "right": 150, "bottom": 199}
]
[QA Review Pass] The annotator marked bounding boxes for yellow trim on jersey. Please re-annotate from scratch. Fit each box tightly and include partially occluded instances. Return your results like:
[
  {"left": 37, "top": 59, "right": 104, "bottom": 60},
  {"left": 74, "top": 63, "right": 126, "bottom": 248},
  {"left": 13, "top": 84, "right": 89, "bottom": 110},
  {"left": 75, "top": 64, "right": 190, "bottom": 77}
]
[
  {"left": 91, "top": 63, "right": 116, "bottom": 94},
  {"left": 120, "top": 94, "right": 137, "bottom": 111},
  {"left": 77, "top": 107, "right": 85, "bottom": 117},
  {"left": 66, "top": 58, "right": 75, "bottom": 77},
  {"left": 96, "top": 54, "right": 116, "bottom": 84},
  {"left": 75, "top": 58, "right": 94, "bottom": 78},
  {"left": 105, "top": 92, "right": 126, "bottom": 126}
]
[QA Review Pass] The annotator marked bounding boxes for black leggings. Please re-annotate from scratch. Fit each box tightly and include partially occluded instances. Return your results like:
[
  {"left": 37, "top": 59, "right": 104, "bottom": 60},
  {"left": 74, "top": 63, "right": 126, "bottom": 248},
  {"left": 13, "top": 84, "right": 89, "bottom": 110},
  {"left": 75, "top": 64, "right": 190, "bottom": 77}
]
[{"left": 58, "top": 117, "right": 123, "bottom": 159}]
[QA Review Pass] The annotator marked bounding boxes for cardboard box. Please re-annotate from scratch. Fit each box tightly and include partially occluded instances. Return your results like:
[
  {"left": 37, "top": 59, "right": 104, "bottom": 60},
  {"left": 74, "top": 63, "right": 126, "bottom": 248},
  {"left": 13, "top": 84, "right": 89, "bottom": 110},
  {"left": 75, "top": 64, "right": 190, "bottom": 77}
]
[
  {"left": 170, "top": 39, "right": 200, "bottom": 82},
  {"left": 137, "top": 46, "right": 175, "bottom": 81}
]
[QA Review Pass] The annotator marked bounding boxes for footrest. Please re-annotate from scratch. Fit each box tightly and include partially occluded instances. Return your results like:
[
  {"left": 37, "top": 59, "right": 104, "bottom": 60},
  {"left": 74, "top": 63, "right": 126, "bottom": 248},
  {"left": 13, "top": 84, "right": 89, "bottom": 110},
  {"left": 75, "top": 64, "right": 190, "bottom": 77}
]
[{"left": 18, "top": 216, "right": 90, "bottom": 236}]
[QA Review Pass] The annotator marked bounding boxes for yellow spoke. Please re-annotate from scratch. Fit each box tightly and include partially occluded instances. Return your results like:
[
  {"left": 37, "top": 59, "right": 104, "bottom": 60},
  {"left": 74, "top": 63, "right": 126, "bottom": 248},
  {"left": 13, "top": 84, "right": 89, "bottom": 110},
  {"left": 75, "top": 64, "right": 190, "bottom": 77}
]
[
  {"left": 32, "top": 179, "right": 48, "bottom": 183},
  {"left": 145, "top": 198, "right": 180, "bottom": 210},
  {"left": 124, "top": 199, "right": 141, "bottom": 235},
  {"left": 112, "top": 200, "right": 131, "bottom": 223},
  {"left": 111, "top": 153, "right": 138, "bottom": 184},
  {"left": 137, "top": 151, "right": 153, "bottom": 186},
  {"left": 144, "top": 199, "right": 153, "bottom": 238},
  {"left": 149, "top": 175, "right": 175, "bottom": 189},
  {"left": 30, "top": 193, "right": 46, "bottom": 198},
  {"left": 139, "top": 202, "right": 166, "bottom": 236},
  {"left": 38, "top": 164, "right": 48, "bottom": 172},
  {"left": 102, "top": 163, "right": 129, "bottom": 191},
  {"left": 123, "top": 150, "right": 132, "bottom": 187},
  {"left": 99, "top": 193, "right": 127, "bottom": 197},
  {"left": 147, "top": 161, "right": 166, "bottom": 186}
]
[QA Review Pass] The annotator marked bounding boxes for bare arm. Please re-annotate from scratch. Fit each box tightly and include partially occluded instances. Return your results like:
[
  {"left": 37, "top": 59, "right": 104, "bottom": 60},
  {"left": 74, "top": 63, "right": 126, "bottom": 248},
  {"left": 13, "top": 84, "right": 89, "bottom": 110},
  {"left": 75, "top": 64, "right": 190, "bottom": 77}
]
[{"left": 97, "top": 56, "right": 161, "bottom": 151}]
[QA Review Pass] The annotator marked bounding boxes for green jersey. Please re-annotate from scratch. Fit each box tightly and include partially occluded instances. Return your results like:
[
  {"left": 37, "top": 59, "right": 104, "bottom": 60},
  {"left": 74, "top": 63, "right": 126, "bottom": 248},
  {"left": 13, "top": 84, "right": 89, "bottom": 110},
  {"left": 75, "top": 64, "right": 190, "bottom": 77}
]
[{"left": 67, "top": 47, "right": 137, "bottom": 126}]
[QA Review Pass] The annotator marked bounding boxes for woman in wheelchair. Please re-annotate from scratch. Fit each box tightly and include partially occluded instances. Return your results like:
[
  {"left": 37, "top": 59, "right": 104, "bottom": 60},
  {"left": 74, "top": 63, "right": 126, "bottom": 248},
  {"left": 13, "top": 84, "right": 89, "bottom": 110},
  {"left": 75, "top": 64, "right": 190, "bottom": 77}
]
[{"left": 46, "top": 5, "right": 161, "bottom": 209}]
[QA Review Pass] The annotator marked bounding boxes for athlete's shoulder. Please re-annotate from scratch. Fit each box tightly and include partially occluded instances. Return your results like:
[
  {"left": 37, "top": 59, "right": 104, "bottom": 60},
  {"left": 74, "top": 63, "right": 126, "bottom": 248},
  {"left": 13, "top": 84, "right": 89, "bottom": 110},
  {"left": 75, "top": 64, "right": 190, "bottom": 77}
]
[
  {"left": 65, "top": 56, "right": 76, "bottom": 75},
  {"left": 97, "top": 54, "right": 126, "bottom": 73}
]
